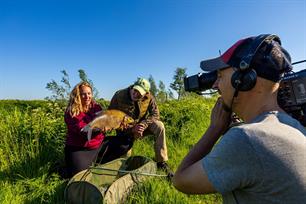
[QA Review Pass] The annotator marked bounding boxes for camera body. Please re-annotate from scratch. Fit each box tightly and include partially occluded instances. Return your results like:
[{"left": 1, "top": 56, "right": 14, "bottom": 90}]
[
  {"left": 277, "top": 69, "right": 306, "bottom": 126},
  {"left": 184, "top": 69, "right": 306, "bottom": 126}
]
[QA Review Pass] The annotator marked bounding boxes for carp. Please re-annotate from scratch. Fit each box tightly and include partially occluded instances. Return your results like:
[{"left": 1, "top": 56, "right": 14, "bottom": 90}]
[{"left": 81, "top": 109, "right": 135, "bottom": 141}]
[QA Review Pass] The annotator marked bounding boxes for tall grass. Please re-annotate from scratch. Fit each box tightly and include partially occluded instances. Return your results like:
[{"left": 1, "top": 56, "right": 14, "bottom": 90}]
[
  {"left": 0, "top": 102, "right": 67, "bottom": 203},
  {"left": 0, "top": 97, "right": 222, "bottom": 204}
]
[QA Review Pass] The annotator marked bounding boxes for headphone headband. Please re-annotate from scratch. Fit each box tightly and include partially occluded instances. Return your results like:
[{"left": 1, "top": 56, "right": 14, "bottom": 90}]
[{"left": 239, "top": 34, "right": 281, "bottom": 70}]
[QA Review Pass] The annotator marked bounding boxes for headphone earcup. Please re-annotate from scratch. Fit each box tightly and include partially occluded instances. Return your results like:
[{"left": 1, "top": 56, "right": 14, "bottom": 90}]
[
  {"left": 231, "top": 71, "right": 243, "bottom": 90},
  {"left": 231, "top": 69, "right": 257, "bottom": 91}
]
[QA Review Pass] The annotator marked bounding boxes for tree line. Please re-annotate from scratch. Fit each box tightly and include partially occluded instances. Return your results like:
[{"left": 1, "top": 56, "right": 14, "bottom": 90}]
[{"left": 46, "top": 67, "right": 188, "bottom": 103}]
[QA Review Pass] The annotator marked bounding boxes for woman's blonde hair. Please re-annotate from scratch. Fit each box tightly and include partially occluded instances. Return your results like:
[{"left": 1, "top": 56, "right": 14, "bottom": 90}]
[{"left": 66, "top": 81, "right": 93, "bottom": 117}]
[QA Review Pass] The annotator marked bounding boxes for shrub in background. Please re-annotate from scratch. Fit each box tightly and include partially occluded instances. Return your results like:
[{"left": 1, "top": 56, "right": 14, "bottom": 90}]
[{"left": 159, "top": 95, "right": 215, "bottom": 143}]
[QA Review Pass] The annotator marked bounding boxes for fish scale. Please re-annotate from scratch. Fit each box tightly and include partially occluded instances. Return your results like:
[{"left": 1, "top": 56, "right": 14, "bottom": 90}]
[{"left": 81, "top": 109, "right": 134, "bottom": 141}]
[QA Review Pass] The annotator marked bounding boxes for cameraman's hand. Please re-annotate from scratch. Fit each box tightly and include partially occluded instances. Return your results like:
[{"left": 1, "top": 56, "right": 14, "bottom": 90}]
[
  {"left": 210, "top": 97, "right": 232, "bottom": 134},
  {"left": 132, "top": 124, "right": 145, "bottom": 139}
]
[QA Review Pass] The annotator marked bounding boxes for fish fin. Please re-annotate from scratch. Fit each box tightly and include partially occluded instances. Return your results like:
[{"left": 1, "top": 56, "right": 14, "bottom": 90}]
[
  {"left": 81, "top": 124, "right": 93, "bottom": 141},
  {"left": 87, "top": 128, "right": 93, "bottom": 141},
  {"left": 95, "top": 110, "right": 105, "bottom": 116},
  {"left": 81, "top": 124, "right": 90, "bottom": 132}
]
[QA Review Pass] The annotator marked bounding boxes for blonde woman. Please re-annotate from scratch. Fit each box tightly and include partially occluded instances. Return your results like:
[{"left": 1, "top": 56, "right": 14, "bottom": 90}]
[{"left": 64, "top": 82, "right": 105, "bottom": 177}]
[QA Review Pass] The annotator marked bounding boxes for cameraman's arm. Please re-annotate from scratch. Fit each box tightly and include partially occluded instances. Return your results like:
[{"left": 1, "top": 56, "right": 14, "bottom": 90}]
[{"left": 173, "top": 97, "right": 231, "bottom": 194}]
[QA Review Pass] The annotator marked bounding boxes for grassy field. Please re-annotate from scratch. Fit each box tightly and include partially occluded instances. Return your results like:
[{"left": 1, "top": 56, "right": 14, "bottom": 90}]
[{"left": 0, "top": 97, "right": 222, "bottom": 204}]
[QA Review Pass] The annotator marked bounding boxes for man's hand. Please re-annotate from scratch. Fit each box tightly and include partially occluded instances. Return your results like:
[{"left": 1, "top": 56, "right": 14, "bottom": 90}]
[
  {"left": 210, "top": 97, "right": 232, "bottom": 134},
  {"left": 132, "top": 124, "right": 145, "bottom": 139}
]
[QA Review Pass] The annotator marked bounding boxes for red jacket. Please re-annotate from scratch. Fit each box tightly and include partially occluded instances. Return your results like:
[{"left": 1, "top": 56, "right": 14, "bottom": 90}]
[{"left": 64, "top": 102, "right": 105, "bottom": 149}]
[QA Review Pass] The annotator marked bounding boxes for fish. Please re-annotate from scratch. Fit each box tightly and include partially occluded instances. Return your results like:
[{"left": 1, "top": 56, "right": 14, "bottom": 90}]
[{"left": 81, "top": 109, "right": 135, "bottom": 141}]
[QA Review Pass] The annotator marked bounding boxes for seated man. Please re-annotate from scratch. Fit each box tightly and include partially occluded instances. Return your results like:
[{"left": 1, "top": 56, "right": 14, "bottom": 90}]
[
  {"left": 173, "top": 34, "right": 306, "bottom": 203},
  {"left": 108, "top": 78, "right": 171, "bottom": 173}
]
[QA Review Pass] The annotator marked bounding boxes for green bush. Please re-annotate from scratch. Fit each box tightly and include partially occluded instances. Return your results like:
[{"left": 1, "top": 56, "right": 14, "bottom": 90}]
[
  {"left": 0, "top": 100, "right": 48, "bottom": 111},
  {"left": 159, "top": 96, "right": 215, "bottom": 143},
  {"left": 0, "top": 104, "right": 66, "bottom": 178},
  {"left": 96, "top": 98, "right": 110, "bottom": 109}
]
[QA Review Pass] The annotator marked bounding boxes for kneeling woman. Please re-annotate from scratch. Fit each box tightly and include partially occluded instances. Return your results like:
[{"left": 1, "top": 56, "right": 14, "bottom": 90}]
[{"left": 64, "top": 81, "right": 105, "bottom": 178}]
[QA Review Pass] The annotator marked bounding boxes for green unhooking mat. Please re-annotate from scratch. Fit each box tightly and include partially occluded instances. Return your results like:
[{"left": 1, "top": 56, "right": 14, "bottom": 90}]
[{"left": 64, "top": 156, "right": 157, "bottom": 204}]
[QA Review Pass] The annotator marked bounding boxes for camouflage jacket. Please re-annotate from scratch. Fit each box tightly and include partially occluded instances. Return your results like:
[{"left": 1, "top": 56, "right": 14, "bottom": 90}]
[{"left": 108, "top": 86, "right": 160, "bottom": 129}]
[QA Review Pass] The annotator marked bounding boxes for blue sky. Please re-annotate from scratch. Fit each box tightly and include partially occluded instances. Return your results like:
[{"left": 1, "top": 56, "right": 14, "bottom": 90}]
[{"left": 0, "top": 0, "right": 305, "bottom": 100}]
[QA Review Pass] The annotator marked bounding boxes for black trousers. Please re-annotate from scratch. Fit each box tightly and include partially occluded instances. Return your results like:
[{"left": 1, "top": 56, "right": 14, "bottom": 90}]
[
  {"left": 64, "top": 145, "right": 100, "bottom": 178},
  {"left": 65, "top": 135, "right": 134, "bottom": 178},
  {"left": 96, "top": 135, "right": 134, "bottom": 164}
]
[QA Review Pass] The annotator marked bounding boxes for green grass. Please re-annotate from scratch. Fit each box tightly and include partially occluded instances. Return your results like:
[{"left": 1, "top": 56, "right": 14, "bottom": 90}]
[{"left": 0, "top": 97, "right": 222, "bottom": 204}]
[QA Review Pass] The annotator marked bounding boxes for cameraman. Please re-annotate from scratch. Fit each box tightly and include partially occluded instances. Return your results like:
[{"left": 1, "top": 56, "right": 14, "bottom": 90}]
[{"left": 173, "top": 34, "right": 306, "bottom": 203}]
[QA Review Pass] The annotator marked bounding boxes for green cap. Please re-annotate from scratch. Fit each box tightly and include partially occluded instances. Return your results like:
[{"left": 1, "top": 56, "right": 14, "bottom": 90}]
[{"left": 133, "top": 78, "right": 151, "bottom": 96}]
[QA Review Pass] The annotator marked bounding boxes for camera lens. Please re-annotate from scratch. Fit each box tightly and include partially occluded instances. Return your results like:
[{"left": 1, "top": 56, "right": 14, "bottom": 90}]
[
  {"left": 184, "top": 71, "right": 217, "bottom": 93},
  {"left": 198, "top": 71, "right": 217, "bottom": 91}
]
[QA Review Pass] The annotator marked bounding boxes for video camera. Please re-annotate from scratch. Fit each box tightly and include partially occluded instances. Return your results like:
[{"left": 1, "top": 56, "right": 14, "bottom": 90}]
[
  {"left": 184, "top": 62, "right": 306, "bottom": 126},
  {"left": 277, "top": 69, "right": 306, "bottom": 126}
]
